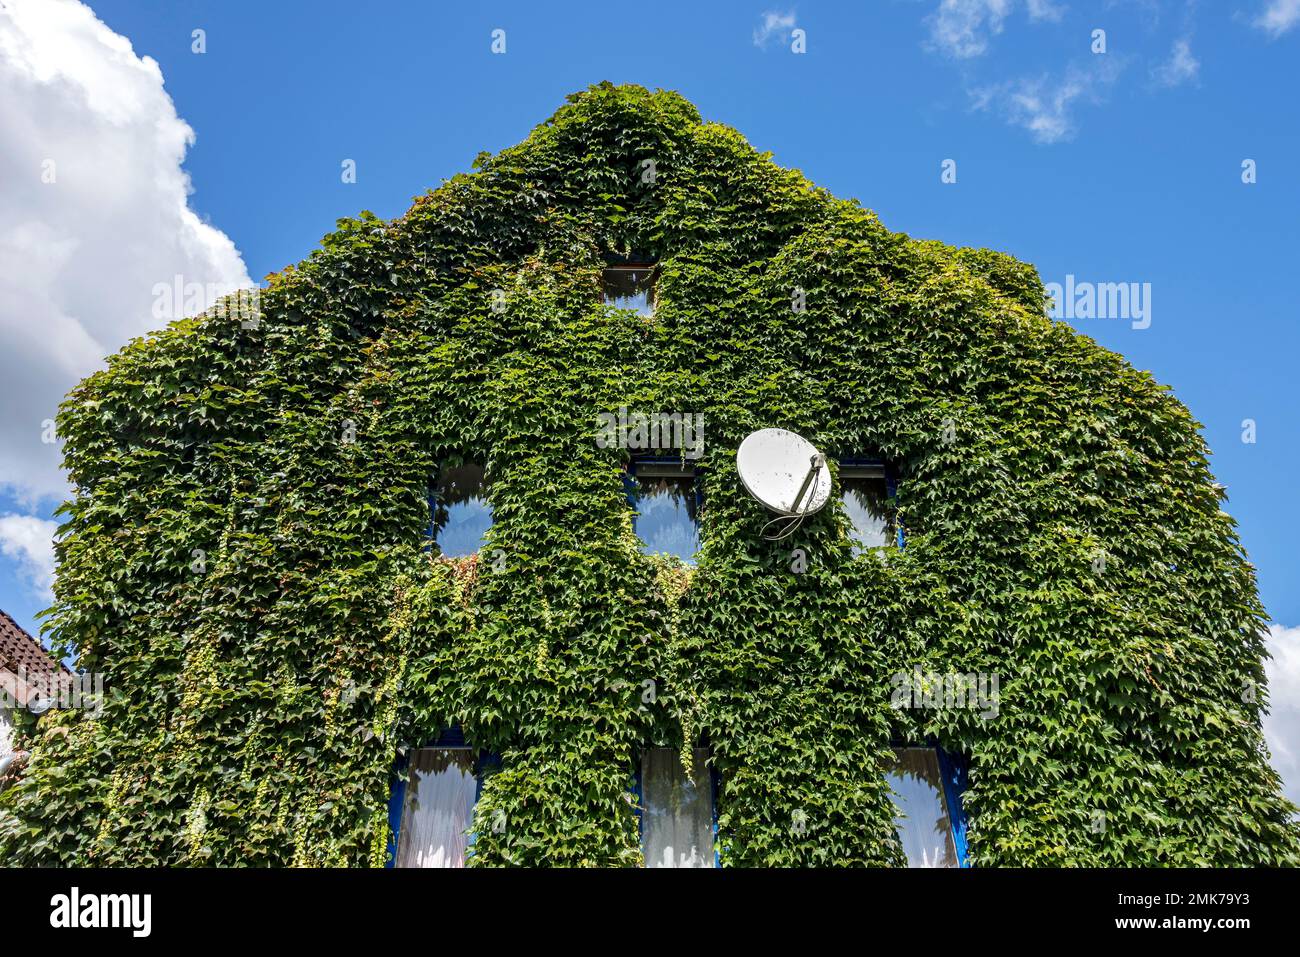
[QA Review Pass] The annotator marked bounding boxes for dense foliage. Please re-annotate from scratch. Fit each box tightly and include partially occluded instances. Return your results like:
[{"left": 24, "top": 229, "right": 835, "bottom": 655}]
[{"left": 3, "top": 83, "right": 1296, "bottom": 866}]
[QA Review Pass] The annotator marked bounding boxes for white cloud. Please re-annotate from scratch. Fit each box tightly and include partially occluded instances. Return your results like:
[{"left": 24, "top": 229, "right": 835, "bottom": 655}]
[
  {"left": 0, "top": 513, "right": 57, "bottom": 600},
  {"left": 1152, "top": 37, "right": 1199, "bottom": 87},
  {"left": 1255, "top": 0, "right": 1300, "bottom": 36},
  {"left": 1264, "top": 625, "right": 1300, "bottom": 809},
  {"left": 753, "top": 10, "right": 796, "bottom": 49},
  {"left": 0, "top": 0, "right": 250, "bottom": 509},
  {"left": 1025, "top": 0, "right": 1066, "bottom": 22},
  {"left": 970, "top": 57, "right": 1123, "bottom": 143},
  {"left": 927, "top": 0, "right": 1014, "bottom": 58},
  {"left": 925, "top": 1, "right": 1065, "bottom": 58}
]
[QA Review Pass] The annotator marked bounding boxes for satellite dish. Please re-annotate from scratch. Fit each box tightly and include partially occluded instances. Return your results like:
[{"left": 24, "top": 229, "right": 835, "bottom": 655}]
[{"left": 737, "top": 429, "right": 832, "bottom": 520}]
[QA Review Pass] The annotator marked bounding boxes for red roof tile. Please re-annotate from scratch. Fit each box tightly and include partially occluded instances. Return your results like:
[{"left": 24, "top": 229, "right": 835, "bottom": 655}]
[{"left": 0, "top": 608, "right": 69, "bottom": 679}]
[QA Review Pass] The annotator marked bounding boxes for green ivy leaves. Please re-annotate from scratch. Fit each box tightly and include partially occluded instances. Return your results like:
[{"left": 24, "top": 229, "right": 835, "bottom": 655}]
[{"left": 2, "top": 83, "right": 1295, "bottom": 868}]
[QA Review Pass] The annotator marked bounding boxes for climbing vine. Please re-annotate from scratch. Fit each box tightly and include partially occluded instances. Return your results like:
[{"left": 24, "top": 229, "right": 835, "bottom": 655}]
[{"left": 2, "top": 82, "right": 1295, "bottom": 866}]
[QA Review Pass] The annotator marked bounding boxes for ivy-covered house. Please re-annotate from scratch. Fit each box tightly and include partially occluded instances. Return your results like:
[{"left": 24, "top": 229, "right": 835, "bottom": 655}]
[{"left": 2, "top": 83, "right": 1296, "bottom": 867}]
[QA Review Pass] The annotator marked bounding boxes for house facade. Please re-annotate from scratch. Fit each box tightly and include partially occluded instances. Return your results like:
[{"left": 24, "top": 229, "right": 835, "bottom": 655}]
[{"left": 1, "top": 83, "right": 1296, "bottom": 867}]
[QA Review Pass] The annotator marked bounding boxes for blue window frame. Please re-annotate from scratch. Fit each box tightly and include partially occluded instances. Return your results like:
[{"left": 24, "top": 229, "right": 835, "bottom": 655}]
[
  {"left": 429, "top": 463, "right": 493, "bottom": 557},
  {"left": 624, "top": 457, "right": 702, "bottom": 564},
  {"left": 884, "top": 745, "right": 970, "bottom": 868},
  {"left": 386, "top": 727, "right": 497, "bottom": 868},
  {"left": 634, "top": 747, "right": 719, "bottom": 868},
  {"left": 936, "top": 747, "right": 970, "bottom": 865}
]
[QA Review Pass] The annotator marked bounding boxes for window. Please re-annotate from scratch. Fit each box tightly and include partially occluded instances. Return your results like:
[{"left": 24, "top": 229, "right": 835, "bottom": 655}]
[
  {"left": 393, "top": 747, "right": 480, "bottom": 868},
  {"left": 602, "top": 264, "right": 656, "bottom": 316},
  {"left": 640, "top": 747, "right": 716, "bottom": 868},
  {"left": 840, "top": 460, "right": 894, "bottom": 554},
  {"left": 432, "top": 463, "right": 492, "bottom": 557},
  {"left": 884, "top": 747, "right": 969, "bottom": 868},
  {"left": 627, "top": 458, "right": 700, "bottom": 563}
]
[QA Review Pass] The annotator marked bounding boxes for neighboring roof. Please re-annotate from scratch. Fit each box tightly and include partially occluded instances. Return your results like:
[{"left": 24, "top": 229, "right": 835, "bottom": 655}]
[{"left": 0, "top": 608, "right": 69, "bottom": 680}]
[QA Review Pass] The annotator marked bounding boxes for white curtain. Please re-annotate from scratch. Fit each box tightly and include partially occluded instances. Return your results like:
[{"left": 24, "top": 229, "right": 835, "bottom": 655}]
[
  {"left": 395, "top": 748, "right": 478, "bottom": 868},
  {"left": 842, "top": 481, "right": 890, "bottom": 552},
  {"left": 0, "top": 707, "right": 12, "bottom": 757},
  {"left": 885, "top": 748, "right": 959, "bottom": 867},
  {"left": 642, "top": 747, "right": 714, "bottom": 868}
]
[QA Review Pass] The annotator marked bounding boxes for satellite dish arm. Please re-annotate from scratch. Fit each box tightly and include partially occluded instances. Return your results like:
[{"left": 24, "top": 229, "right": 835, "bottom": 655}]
[{"left": 788, "top": 453, "right": 826, "bottom": 515}]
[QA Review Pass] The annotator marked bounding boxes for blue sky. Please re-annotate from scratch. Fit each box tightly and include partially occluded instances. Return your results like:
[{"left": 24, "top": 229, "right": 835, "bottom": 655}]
[{"left": 1, "top": 0, "right": 1296, "bottom": 650}]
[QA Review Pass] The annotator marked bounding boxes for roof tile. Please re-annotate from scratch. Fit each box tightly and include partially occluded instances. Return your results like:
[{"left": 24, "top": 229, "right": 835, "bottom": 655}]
[{"left": 0, "top": 608, "right": 68, "bottom": 679}]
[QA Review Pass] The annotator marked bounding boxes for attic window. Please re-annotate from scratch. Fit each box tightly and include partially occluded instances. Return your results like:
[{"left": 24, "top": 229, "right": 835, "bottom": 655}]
[
  {"left": 602, "top": 264, "right": 656, "bottom": 316},
  {"left": 432, "top": 463, "right": 493, "bottom": 557},
  {"left": 840, "top": 460, "right": 895, "bottom": 553}
]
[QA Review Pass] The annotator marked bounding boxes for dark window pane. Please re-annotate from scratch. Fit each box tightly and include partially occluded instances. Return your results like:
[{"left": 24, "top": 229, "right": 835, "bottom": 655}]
[
  {"left": 884, "top": 747, "right": 959, "bottom": 868},
  {"left": 841, "top": 465, "right": 892, "bottom": 553},
  {"left": 633, "top": 466, "right": 699, "bottom": 563},
  {"left": 602, "top": 266, "right": 655, "bottom": 316},
  {"left": 395, "top": 748, "right": 478, "bottom": 868},
  {"left": 434, "top": 463, "right": 492, "bottom": 557},
  {"left": 642, "top": 747, "right": 714, "bottom": 868}
]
